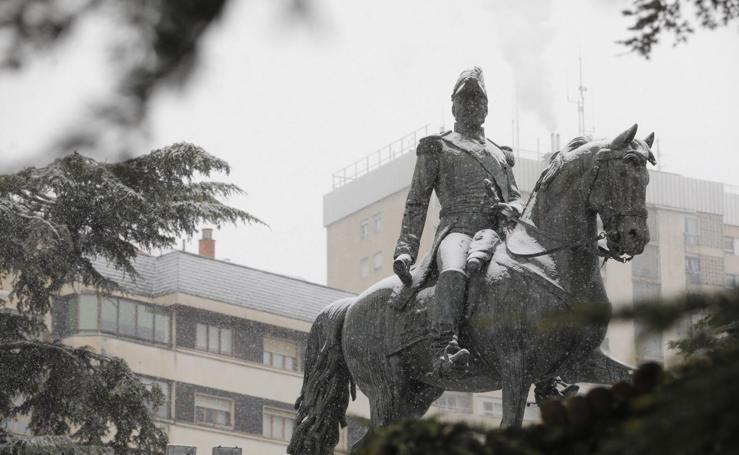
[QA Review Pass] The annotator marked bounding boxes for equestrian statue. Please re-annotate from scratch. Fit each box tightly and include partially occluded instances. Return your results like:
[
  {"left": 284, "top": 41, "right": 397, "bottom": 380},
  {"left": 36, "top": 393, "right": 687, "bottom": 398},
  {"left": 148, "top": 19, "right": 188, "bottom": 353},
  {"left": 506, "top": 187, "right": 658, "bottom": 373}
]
[{"left": 288, "top": 67, "right": 656, "bottom": 455}]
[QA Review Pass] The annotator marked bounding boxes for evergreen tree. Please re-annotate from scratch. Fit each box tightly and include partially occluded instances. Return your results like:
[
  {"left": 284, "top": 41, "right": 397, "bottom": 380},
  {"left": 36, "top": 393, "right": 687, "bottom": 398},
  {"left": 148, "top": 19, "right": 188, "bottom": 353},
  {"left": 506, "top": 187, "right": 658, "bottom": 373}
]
[{"left": 0, "top": 143, "right": 262, "bottom": 454}]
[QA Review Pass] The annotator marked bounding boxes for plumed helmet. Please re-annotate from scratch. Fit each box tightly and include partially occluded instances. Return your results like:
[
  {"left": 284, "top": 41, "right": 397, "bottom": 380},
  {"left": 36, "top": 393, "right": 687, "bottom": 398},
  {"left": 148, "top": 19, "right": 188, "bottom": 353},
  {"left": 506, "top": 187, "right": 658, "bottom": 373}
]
[{"left": 451, "top": 66, "right": 487, "bottom": 100}]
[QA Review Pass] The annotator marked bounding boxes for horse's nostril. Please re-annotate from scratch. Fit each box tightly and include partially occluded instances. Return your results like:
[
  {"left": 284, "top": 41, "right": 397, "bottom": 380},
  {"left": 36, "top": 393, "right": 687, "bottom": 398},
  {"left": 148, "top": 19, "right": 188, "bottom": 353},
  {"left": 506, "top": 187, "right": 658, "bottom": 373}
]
[{"left": 629, "top": 228, "right": 638, "bottom": 239}]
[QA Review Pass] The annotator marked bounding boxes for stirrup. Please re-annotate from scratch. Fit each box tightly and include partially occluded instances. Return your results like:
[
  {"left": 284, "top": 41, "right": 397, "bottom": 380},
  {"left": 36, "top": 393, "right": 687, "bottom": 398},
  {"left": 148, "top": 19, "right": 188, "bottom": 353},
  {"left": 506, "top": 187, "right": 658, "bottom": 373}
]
[{"left": 430, "top": 339, "right": 470, "bottom": 378}]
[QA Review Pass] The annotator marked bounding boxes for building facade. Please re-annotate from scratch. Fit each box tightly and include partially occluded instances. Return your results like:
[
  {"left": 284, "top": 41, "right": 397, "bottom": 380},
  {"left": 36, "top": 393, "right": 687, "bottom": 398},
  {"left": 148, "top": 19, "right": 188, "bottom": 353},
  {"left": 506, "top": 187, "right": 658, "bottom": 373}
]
[{"left": 43, "top": 249, "right": 363, "bottom": 454}]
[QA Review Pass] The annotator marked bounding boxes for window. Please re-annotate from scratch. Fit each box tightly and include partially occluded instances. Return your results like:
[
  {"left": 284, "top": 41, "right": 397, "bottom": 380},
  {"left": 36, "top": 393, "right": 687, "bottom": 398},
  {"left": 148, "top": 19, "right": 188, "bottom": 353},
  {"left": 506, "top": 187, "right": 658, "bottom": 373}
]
[
  {"left": 646, "top": 208, "right": 658, "bottom": 243},
  {"left": 725, "top": 237, "right": 738, "bottom": 255},
  {"left": 684, "top": 216, "right": 699, "bottom": 246},
  {"left": 686, "top": 256, "right": 701, "bottom": 285},
  {"left": 101, "top": 297, "right": 117, "bottom": 332},
  {"left": 726, "top": 274, "right": 738, "bottom": 288},
  {"left": 631, "top": 244, "right": 659, "bottom": 279},
  {"left": 263, "top": 337, "right": 299, "bottom": 371},
  {"left": 360, "top": 257, "right": 370, "bottom": 278},
  {"left": 195, "top": 394, "right": 233, "bottom": 428},
  {"left": 480, "top": 398, "right": 502, "bottom": 417},
  {"left": 154, "top": 312, "right": 170, "bottom": 344},
  {"left": 372, "top": 213, "right": 383, "bottom": 233},
  {"left": 633, "top": 281, "right": 660, "bottom": 304},
  {"left": 220, "top": 327, "right": 233, "bottom": 355},
  {"left": 137, "top": 305, "right": 155, "bottom": 340},
  {"left": 373, "top": 251, "right": 383, "bottom": 271},
  {"left": 77, "top": 295, "right": 98, "bottom": 332},
  {"left": 140, "top": 377, "right": 171, "bottom": 420},
  {"left": 67, "top": 295, "right": 171, "bottom": 345},
  {"left": 262, "top": 408, "right": 295, "bottom": 442},
  {"left": 196, "top": 324, "right": 207, "bottom": 350},
  {"left": 118, "top": 300, "right": 137, "bottom": 337},
  {"left": 360, "top": 220, "right": 369, "bottom": 240},
  {"left": 195, "top": 323, "right": 233, "bottom": 355},
  {"left": 434, "top": 392, "right": 472, "bottom": 414}
]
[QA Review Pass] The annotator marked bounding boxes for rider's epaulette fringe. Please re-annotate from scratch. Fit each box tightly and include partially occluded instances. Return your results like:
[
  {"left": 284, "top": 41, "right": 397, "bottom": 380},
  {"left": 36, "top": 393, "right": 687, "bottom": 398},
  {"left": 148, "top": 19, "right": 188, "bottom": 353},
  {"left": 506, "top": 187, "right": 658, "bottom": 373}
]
[
  {"left": 417, "top": 136, "right": 443, "bottom": 155},
  {"left": 500, "top": 145, "right": 516, "bottom": 167}
]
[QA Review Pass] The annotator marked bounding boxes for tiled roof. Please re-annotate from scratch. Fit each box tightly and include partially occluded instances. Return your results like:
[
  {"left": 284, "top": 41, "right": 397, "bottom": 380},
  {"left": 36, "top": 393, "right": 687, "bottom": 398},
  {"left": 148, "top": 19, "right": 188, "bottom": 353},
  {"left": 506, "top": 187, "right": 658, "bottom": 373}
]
[{"left": 93, "top": 252, "right": 355, "bottom": 323}]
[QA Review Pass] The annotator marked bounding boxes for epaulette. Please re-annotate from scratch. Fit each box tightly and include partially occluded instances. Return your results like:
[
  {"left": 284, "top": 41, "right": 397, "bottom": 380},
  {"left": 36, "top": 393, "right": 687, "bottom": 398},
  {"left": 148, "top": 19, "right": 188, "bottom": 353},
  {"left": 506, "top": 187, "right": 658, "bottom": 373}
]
[
  {"left": 500, "top": 146, "right": 515, "bottom": 167},
  {"left": 488, "top": 139, "right": 515, "bottom": 167},
  {"left": 417, "top": 135, "right": 443, "bottom": 155}
]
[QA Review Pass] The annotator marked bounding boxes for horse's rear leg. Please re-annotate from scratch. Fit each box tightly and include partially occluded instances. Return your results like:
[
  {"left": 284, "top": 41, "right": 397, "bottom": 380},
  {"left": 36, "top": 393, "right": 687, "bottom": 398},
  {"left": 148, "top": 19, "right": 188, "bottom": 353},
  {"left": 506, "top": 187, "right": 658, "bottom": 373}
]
[{"left": 501, "top": 350, "right": 530, "bottom": 427}]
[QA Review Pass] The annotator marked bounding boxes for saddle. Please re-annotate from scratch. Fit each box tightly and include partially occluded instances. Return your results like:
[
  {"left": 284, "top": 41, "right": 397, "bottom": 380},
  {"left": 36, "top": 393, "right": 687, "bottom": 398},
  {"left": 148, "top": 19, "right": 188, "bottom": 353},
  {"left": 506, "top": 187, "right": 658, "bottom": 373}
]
[
  {"left": 385, "top": 226, "right": 571, "bottom": 358},
  {"left": 385, "top": 229, "right": 502, "bottom": 357}
]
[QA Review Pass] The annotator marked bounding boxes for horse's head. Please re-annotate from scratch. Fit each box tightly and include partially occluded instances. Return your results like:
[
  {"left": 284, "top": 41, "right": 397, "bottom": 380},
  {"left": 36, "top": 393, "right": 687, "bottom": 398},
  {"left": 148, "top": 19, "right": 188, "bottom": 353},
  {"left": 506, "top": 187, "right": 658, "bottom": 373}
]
[{"left": 585, "top": 124, "right": 655, "bottom": 258}]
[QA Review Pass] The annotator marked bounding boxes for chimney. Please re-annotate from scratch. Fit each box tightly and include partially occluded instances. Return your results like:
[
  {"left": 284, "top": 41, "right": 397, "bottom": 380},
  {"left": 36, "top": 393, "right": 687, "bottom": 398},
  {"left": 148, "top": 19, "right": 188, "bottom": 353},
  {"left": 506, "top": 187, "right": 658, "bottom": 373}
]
[
  {"left": 199, "top": 228, "right": 215, "bottom": 258},
  {"left": 550, "top": 132, "right": 556, "bottom": 154},
  {"left": 550, "top": 132, "right": 561, "bottom": 154}
]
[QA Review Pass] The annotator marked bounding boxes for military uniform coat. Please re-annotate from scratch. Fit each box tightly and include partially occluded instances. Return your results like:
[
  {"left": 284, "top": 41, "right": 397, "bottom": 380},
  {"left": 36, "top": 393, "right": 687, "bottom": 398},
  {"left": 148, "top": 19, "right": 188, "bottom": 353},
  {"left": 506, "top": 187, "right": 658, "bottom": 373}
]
[{"left": 394, "top": 130, "right": 525, "bottom": 263}]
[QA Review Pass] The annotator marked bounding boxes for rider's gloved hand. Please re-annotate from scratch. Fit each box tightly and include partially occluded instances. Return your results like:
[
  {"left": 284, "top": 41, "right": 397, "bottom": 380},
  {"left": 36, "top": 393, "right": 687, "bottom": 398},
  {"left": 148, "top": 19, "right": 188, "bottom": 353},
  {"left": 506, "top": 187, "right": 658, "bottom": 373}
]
[
  {"left": 494, "top": 202, "right": 519, "bottom": 221},
  {"left": 393, "top": 254, "right": 413, "bottom": 286}
]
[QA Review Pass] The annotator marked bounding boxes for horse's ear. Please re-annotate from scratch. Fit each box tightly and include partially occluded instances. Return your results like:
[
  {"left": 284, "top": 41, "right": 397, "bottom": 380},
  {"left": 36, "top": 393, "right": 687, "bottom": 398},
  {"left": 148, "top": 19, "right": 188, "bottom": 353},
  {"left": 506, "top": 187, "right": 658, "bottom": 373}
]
[
  {"left": 610, "top": 124, "right": 638, "bottom": 149},
  {"left": 644, "top": 132, "right": 655, "bottom": 148}
]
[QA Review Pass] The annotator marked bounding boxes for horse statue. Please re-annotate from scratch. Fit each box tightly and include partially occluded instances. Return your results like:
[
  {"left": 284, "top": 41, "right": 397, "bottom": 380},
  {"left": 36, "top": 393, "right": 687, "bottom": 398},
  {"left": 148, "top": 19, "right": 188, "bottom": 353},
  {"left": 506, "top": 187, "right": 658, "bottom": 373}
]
[{"left": 288, "top": 124, "right": 656, "bottom": 454}]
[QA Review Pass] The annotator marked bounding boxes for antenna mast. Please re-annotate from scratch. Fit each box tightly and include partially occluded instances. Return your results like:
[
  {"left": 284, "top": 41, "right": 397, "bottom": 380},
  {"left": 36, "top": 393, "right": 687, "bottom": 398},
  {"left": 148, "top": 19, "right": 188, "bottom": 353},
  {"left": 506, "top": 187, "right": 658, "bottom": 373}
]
[{"left": 568, "top": 53, "right": 587, "bottom": 136}]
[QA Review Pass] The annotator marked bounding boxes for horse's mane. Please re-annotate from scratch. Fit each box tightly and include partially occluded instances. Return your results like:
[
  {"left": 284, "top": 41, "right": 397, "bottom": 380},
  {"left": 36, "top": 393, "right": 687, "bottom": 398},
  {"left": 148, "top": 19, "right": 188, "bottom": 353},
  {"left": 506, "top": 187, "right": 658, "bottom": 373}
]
[{"left": 534, "top": 136, "right": 593, "bottom": 192}]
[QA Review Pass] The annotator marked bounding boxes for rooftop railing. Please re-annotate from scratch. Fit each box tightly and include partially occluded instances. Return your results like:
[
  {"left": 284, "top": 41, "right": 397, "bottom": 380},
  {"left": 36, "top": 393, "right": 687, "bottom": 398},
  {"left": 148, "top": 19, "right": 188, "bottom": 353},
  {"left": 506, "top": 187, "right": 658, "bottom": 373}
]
[
  {"left": 330, "top": 124, "right": 548, "bottom": 190},
  {"left": 331, "top": 125, "right": 430, "bottom": 189}
]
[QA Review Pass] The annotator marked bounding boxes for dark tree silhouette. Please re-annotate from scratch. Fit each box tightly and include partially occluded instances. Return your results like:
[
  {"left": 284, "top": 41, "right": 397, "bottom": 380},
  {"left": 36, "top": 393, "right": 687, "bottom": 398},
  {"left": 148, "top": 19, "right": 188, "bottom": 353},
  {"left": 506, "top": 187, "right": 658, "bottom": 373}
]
[
  {"left": 0, "top": 0, "right": 311, "bottom": 163},
  {"left": 620, "top": 0, "right": 739, "bottom": 58}
]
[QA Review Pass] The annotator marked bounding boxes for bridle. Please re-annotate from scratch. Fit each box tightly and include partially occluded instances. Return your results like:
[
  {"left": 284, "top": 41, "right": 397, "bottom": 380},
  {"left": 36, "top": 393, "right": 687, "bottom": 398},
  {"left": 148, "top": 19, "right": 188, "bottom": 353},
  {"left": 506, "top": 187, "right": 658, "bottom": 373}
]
[{"left": 505, "top": 145, "right": 649, "bottom": 264}]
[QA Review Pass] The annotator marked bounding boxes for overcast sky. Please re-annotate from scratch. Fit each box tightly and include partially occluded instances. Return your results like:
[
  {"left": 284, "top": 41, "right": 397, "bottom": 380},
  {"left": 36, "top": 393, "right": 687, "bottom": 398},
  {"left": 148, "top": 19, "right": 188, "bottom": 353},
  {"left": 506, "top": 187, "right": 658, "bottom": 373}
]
[{"left": 2, "top": 0, "right": 739, "bottom": 286}]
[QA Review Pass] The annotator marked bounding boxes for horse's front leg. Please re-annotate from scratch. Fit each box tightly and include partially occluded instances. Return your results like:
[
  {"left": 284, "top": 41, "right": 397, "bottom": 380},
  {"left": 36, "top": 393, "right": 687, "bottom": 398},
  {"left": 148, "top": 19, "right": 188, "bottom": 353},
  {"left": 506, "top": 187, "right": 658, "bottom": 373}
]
[
  {"left": 499, "top": 331, "right": 530, "bottom": 427},
  {"left": 501, "top": 372, "right": 530, "bottom": 427}
]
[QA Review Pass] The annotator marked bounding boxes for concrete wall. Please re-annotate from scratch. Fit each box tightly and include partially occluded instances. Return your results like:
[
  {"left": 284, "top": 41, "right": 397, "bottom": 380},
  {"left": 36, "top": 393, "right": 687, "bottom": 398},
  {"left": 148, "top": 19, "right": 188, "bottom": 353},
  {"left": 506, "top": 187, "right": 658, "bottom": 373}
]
[{"left": 326, "top": 189, "right": 440, "bottom": 292}]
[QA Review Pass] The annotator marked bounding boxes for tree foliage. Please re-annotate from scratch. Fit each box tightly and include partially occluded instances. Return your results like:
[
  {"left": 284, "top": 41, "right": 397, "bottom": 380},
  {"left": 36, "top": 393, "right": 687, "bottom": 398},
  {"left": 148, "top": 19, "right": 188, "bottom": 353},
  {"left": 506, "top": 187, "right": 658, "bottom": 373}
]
[
  {"left": 0, "top": 0, "right": 310, "bottom": 161},
  {"left": 0, "top": 142, "right": 262, "bottom": 315},
  {"left": 0, "top": 311, "right": 166, "bottom": 454},
  {"left": 0, "top": 145, "right": 262, "bottom": 453},
  {"left": 620, "top": 0, "right": 739, "bottom": 58},
  {"left": 0, "top": 0, "right": 228, "bottom": 157},
  {"left": 358, "top": 289, "right": 739, "bottom": 454},
  {"left": 0, "top": 434, "right": 112, "bottom": 454}
]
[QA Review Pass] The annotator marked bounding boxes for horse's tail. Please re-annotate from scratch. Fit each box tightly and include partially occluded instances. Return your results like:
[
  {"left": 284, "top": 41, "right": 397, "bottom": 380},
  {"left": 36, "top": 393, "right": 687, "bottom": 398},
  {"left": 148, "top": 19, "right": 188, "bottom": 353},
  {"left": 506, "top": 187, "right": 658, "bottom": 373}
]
[{"left": 287, "top": 298, "right": 356, "bottom": 455}]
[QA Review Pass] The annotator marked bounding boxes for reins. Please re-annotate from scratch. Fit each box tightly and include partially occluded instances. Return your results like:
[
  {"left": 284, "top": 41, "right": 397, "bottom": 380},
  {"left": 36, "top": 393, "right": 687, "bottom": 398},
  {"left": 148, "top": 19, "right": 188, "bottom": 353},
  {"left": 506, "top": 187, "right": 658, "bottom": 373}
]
[
  {"left": 504, "top": 216, "right": 609, "bottom": 259},
  {"left": 502, "top": 146, "right": 648, "bottom": 264}
]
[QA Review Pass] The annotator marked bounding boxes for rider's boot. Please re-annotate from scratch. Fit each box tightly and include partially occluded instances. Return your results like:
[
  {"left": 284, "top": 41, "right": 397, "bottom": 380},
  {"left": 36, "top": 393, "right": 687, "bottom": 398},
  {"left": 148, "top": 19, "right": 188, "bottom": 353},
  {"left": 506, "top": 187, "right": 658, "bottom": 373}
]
[{"left": 429, "top": 270, "right": 470, "bottom": 378}]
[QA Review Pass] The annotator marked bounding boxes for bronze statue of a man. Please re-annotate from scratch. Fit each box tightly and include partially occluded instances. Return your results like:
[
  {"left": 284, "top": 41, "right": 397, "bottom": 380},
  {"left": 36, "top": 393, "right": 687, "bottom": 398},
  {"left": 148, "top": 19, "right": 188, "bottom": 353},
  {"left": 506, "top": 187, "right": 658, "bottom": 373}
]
[{"left": 393, "top": 66, "right": 524, "bottom": 377}]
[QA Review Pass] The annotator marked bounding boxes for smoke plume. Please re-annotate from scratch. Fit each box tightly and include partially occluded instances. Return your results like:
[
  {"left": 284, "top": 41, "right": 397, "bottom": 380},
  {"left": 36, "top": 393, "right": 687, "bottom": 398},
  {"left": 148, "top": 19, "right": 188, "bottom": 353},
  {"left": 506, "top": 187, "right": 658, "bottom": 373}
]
[{"left": 490, "top": 1, "right": 559, "bottom": 132}]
